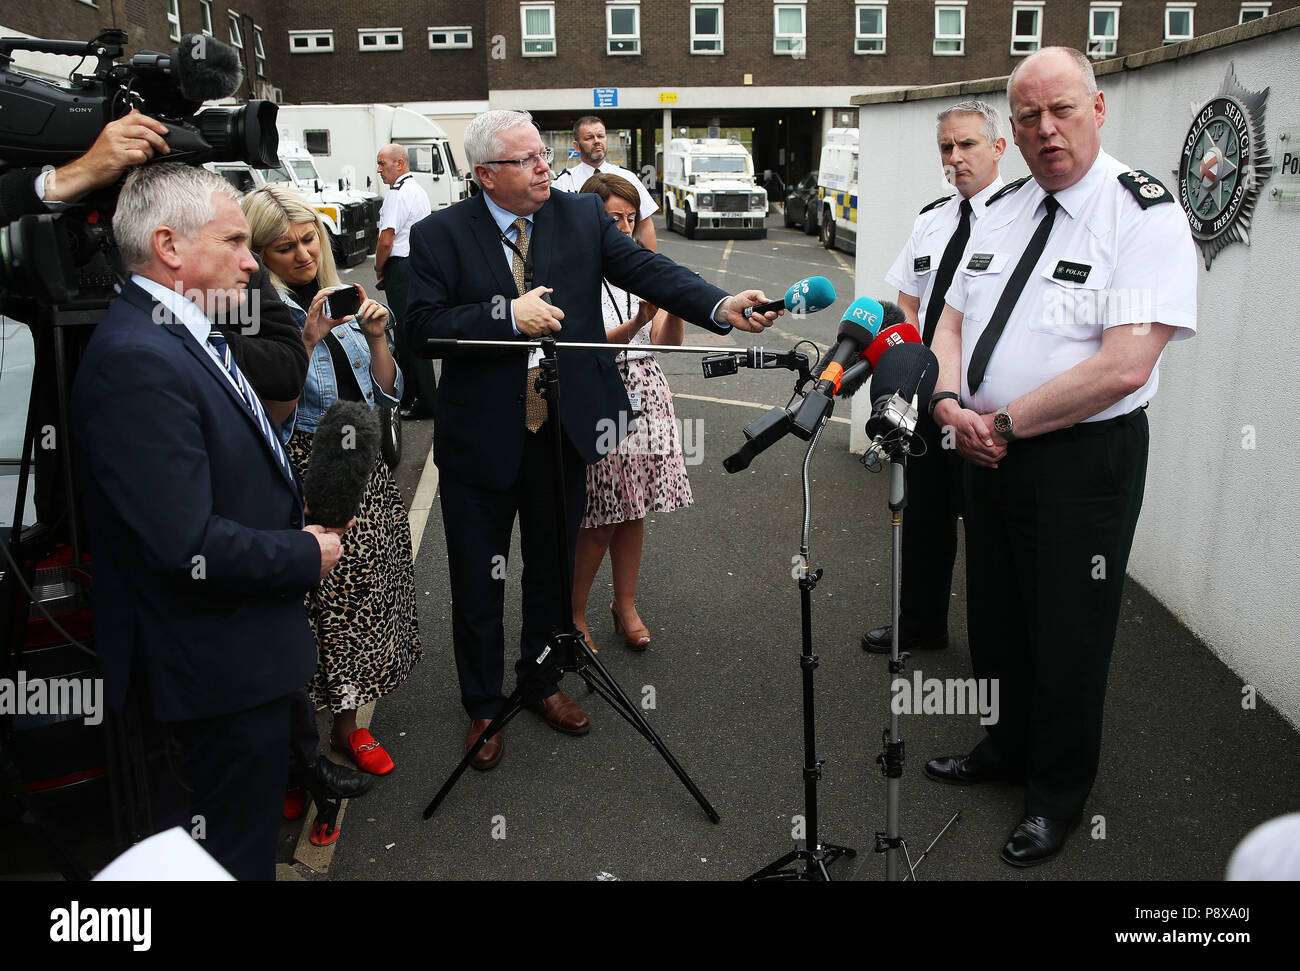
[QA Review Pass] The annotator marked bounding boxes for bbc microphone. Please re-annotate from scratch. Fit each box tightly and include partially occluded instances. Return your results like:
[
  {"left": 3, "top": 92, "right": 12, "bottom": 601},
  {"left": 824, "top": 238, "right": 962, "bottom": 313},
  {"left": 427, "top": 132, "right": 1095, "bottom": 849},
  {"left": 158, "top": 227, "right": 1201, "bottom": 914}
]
[{"left": 741, "top": 276, "right": 837, "bottom": 319}]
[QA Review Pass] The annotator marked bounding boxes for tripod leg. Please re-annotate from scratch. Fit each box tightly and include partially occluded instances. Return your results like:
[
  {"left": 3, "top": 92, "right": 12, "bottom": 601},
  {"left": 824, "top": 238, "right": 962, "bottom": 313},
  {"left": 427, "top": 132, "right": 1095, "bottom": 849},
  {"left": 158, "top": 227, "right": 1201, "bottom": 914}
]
[
  {"left": 423, "top": 694, "right": 526, "bottom": 819},
  {"left": 570, "top": 647, "right": 720, "bottom": 823}
]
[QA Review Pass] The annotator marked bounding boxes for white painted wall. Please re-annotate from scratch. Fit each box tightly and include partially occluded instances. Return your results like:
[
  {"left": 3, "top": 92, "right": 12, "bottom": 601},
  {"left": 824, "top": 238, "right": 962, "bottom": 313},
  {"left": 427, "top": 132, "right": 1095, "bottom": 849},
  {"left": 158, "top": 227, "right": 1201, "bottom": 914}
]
[{"left": 852, "top": 28, "right": 1300, "bottom": 727}]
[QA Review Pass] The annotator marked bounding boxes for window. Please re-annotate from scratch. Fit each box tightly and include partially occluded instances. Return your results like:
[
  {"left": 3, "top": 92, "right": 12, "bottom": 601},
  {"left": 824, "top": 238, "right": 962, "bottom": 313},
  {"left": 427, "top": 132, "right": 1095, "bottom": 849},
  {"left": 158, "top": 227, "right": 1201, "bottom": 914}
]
[
  {"left": 200, "top": 0, "right": 213, "bottom": 36},
  {"left": 1088, "top": 4, "right": 1119, "bottom": 57},
  {"left": 1239, "top": 3, "right": 1270, "bottom": 22},
  {"left": 429, "top": 26, "right": 473, "bottom": 49},
  {"left": 253, "top": 26, "right": 266, "bottom": 76},
  {"left": 1165, "top": 4, "right": 1194, "bottom": 42},
  {"left": 691, "top": 3, "right": 723, "bottom": 54},
  {"left": 934, "top": 4, "right": 965, "bottom": 55},
  {"left": 855, "top": 3, "right": 886, "bottom": 54},
  {"left": 289, "top": 30, "right": 334, "bottom": 54},
  {"left": 521, "top": 3, "right": 556, "bottom": 56},
  {"left": 774, "top": 4, "right": 807, "bottom": 56},
  {"left": 228, "top": 11, "right": 244, "bottom": 50},
  {"left": 607, "top": 3, "right": 640, "bottom": 55},
  {"left": 304, "top": 130, "right": 331, "bottom": 156},
  {"left": 408, "top": 145, "right": 443, "bottom": 175},
  {"left": 167, "top": 0, "right": 181, "bottom": 42},
  {"left": 359, "top": 28, "right": 404, "bottom": 52},
  {"left": 1011, "top": 3, "right": 1043, "bottom": 55}
]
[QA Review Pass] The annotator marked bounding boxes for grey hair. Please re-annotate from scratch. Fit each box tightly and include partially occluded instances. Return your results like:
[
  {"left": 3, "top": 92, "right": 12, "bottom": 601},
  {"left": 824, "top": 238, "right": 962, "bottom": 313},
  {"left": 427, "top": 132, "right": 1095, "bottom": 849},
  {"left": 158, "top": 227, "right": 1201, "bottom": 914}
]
[
  {"left": 1007, "top": 46, "right": 1099, "bottom": 108},
  {"left": 113, "top": 163, "right": 240, "bottom": 271},
  {"left": 464, "top": 109, "right": 536, "bottom": 186},
  {"left": 936, "top": 100, "right": 1002, "bottom": 146}
]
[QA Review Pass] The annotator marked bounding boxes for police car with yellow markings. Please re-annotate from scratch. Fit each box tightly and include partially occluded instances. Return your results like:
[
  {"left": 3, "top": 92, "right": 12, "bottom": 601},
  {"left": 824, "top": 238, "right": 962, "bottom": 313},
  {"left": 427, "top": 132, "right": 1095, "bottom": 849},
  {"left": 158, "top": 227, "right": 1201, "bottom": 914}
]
[
  {"left": 817, "top": 127, "right": 859, "bottom": 254},
  {"left": 662, "top": 138, "right": 767, "bottom": 240}
]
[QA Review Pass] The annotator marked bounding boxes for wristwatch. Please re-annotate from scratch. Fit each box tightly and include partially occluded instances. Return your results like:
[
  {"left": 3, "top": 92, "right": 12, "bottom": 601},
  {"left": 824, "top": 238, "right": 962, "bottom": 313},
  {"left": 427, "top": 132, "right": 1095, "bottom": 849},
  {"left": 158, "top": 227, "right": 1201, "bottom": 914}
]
[{"left": 993, "top": 407, "right": 1016, "bottom": 441}]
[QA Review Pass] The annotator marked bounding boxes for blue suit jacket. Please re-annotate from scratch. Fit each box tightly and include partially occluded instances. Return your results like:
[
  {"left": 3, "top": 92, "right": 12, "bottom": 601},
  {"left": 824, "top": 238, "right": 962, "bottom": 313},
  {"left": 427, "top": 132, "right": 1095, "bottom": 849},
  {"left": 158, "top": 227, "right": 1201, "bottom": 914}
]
[
  {"left": 406, "top": 190, "right": 730, "bottom": 491},
  {"left": 70, "top": 282, "right": 321, "bottom": 722}
]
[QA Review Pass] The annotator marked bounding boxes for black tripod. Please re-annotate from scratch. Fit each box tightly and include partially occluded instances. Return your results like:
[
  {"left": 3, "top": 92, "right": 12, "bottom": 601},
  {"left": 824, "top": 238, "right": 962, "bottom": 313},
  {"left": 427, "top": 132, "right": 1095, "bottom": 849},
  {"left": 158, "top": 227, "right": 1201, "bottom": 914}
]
[
  {"left": 424, "top": 337, "right": 719, "bottom": 823},
  {"left": 746, "top": 408, "right": 855, "bottom": 880}
]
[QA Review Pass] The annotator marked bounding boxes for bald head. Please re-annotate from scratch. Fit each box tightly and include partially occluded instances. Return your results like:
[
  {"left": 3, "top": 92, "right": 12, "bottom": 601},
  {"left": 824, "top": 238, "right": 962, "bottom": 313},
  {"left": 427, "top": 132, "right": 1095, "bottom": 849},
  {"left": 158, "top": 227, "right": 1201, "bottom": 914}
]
[
  {"left": 1007, "top": 47, "right": 1098, "bottom": 110},
  {"left": 1006, "top": 46, "right": 1105, "bottom": 193},
  {"left": 377, "top": 143, "right": 410, "bottom": 186}
]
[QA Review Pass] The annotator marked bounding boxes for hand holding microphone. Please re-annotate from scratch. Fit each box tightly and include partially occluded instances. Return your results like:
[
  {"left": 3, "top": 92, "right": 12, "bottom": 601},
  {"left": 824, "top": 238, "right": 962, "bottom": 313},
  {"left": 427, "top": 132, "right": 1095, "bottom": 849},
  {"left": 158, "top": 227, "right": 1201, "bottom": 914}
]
[{"left": 741, "top": 276, "right": 838, "bottom": 320}]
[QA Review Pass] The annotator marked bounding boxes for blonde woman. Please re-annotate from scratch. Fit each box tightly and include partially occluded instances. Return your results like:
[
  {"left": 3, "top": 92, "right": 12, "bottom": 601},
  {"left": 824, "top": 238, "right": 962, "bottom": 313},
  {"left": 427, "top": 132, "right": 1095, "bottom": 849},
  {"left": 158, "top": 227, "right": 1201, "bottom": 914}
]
[{"left": 242, "top": 184, "right": 420, "bottom": 775}]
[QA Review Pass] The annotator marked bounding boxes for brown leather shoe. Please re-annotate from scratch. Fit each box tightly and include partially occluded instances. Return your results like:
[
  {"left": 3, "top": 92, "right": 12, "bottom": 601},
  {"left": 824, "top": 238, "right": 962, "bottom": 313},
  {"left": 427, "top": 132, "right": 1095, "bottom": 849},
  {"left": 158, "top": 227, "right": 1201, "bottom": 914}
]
[
  {"left": 465, "top": 718, "right": 504, "bottom": 771},
  {"left": 527, "top": 691, "right": 590, "bottom": 735}
]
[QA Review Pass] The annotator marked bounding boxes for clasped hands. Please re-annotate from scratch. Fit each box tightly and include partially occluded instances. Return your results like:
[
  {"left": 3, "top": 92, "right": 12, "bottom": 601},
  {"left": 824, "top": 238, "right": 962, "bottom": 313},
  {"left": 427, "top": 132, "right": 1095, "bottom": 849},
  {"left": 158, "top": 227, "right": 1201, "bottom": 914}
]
[{"left": 933, "top": 399, "right": 1007, "bottom": 468}]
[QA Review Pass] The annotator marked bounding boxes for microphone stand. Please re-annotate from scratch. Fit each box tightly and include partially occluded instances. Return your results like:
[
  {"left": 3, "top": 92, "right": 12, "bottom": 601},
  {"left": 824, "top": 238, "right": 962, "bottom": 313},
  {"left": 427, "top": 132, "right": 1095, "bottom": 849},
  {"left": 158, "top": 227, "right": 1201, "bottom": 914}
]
[
  {"left": 424, "top": 336, "right": 721, "bottom": 824},
  {"left": 744, "top": 393, "right": 856, "bottom": 881},
  {"left": 861, "top": 396, "right": 961, "bottom": 880}
]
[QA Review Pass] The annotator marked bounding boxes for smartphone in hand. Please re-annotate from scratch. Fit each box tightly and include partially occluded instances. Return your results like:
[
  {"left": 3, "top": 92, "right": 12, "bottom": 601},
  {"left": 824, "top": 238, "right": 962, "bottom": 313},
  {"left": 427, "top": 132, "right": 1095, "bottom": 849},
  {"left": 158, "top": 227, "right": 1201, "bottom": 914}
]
[{"left": 325, "top": 285, "right": 361, "bottom": 320}]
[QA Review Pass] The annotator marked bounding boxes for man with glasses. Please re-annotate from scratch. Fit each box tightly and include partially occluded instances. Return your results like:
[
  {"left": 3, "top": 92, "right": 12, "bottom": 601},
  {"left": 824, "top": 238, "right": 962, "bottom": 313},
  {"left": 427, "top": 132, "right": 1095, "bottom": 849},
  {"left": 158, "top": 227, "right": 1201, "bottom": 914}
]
[
  {"left": 407, "top": 109, "right": 780, "bottom": 770},
  {"left": 552, "top": 115, "right": 659, "bottom": 251}
]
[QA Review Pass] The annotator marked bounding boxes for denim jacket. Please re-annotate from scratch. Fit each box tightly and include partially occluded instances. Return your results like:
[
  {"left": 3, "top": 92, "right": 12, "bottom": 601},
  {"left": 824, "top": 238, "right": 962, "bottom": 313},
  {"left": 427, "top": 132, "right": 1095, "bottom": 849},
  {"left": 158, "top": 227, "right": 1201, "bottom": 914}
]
[{"left": 276, "top": 288, "right": 403, "bottom": 442}]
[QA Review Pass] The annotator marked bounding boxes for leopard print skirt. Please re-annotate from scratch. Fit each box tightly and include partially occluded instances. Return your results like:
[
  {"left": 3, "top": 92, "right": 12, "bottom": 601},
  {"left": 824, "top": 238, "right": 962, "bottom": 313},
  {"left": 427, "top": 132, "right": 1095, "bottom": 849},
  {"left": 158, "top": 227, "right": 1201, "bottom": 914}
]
[
  {"left": 580, "top": 355, "right": 693, "bottom": 528},
  {"left": 287, "top": 428, "right": 421, "bottom": 713}
]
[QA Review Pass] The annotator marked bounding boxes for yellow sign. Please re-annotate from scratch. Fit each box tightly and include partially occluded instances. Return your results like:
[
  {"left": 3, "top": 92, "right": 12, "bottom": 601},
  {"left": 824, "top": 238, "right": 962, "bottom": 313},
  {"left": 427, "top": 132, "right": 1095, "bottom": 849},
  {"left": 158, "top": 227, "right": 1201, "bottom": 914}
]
[{"left": 658, "top": 92, "right": 678, "bottom": 104}]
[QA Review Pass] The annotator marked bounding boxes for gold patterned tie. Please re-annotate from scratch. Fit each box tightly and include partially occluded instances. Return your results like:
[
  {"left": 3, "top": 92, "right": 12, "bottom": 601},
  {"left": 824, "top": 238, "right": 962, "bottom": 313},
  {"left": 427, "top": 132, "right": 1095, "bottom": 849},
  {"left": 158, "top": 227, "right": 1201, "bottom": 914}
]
[{"left": 511, "top": 218, "right": 547, "bottom": 433}]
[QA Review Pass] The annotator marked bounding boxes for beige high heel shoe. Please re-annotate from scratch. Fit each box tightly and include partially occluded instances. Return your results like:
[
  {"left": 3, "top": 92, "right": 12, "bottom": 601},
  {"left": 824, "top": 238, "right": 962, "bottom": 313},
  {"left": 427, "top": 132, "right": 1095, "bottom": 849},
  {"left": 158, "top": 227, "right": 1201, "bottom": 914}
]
[{"left": 610, "top": 602, "right": 650, "bottom": 650}]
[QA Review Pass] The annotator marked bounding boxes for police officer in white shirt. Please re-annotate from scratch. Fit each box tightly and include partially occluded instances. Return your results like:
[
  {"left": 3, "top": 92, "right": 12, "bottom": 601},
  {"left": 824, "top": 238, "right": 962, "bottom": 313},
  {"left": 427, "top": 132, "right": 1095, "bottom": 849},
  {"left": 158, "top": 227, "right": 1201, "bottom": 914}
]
[
  {"left": 925, "top": 47, "right": 1198, "bottom": 867},
  {"left": 862, "top": 99, "right": 1006, "bottom": 658},
  {"left": 376, "top": 143, "right": 435, "bottom": 419},
  {"left": 551, "top": 115, "right": 659, "bottom": 252}
]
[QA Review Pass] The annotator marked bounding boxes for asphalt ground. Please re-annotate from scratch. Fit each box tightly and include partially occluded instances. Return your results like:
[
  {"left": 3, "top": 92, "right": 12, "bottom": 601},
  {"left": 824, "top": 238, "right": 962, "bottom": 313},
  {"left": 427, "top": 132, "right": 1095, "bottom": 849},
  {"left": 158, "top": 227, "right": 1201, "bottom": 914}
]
[{"left": 317, "top": 211, "right": 1300, "bottom": 883}]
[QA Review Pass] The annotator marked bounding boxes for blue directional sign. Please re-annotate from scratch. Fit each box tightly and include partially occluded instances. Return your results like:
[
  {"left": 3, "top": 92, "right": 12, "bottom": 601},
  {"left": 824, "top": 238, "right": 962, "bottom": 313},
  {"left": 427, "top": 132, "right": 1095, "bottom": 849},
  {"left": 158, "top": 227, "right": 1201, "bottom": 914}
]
[{"left": 594, "top": 88, "right": 618, "bottom": 108}]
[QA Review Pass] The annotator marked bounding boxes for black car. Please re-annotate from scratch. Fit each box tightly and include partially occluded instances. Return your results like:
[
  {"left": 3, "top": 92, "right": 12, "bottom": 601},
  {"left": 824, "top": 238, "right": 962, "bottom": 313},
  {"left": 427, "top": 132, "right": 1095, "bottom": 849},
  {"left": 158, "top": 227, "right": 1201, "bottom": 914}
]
[{"left": 783, "top": 171, "right": 820, "bottom": 236}]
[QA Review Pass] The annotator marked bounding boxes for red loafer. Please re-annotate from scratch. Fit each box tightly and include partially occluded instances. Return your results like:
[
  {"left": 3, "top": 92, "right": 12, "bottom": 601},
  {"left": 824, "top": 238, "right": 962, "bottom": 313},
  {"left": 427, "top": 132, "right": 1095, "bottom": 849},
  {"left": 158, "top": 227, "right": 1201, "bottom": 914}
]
[
  {"left": 332, "top": 728, "right": 395, "bottom": 775},
  {"left": 283, "top": 787, "right": 308, "bottom": 821}
]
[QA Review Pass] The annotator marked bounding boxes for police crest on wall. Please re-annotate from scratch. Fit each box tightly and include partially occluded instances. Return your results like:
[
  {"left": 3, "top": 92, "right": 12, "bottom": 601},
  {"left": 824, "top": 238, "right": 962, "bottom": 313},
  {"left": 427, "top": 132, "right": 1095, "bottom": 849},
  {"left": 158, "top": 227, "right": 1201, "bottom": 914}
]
[{"left": 1177, "top": 63, "right": 1272, "bottom": 270}]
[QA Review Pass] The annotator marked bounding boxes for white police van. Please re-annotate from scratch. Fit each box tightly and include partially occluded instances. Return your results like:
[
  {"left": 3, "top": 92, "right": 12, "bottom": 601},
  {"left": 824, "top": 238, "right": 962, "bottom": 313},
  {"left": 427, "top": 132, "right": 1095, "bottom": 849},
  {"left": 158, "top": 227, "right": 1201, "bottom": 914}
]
[
  {"left": 817, "top": 128, "right": 859, "bottom": 254},
  {"left": 662, "top": 138, "right": 767, "bottom": 240}
]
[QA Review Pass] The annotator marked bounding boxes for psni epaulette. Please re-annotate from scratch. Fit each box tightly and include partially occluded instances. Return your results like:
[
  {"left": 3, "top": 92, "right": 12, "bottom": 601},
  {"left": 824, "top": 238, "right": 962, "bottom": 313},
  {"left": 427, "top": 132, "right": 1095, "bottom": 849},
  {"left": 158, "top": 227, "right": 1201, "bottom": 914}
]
[
  {"left": 986, "top": 176, "right": 1031, "bottom": 205},
  {"left": 919, "top": 194, "right": 954, "bottom": 214},
  {"left": 1117, "top": 169, "right": 1174, "bottom": 208}
]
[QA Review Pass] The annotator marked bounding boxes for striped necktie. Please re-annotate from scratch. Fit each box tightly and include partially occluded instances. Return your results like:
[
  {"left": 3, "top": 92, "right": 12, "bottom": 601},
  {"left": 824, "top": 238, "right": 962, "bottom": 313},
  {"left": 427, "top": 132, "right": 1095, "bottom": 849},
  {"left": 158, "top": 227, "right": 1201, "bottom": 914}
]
[
  {"left": 511, "top": 217, "right": 548, "bottom": 433},
  {"left": 206, "top": 328, "right": 297, "bottom": 485}
]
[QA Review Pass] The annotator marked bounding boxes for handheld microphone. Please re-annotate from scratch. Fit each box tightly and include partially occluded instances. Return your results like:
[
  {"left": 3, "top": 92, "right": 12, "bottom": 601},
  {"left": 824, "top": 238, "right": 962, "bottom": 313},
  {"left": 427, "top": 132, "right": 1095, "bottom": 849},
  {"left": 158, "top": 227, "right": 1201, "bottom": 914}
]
[
  {"left": 789, "top": 296, "right": 884, "bottom": 439},
  {"left": 303, "top": 401, "right": 381, "bottom": 529},
  {"left": 741, "top": 276, "right": 837, "bottom": 319}
]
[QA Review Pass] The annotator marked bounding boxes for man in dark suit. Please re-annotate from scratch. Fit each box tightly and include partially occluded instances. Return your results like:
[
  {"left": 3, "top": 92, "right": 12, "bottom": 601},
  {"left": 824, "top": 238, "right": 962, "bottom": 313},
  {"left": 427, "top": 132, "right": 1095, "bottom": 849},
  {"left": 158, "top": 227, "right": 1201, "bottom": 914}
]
[
  {"left": 70, "top": 163, "right": 343, "bottom": 880},
  {"left": 406, "top": 109, "right": 779, "bottom": 770}
]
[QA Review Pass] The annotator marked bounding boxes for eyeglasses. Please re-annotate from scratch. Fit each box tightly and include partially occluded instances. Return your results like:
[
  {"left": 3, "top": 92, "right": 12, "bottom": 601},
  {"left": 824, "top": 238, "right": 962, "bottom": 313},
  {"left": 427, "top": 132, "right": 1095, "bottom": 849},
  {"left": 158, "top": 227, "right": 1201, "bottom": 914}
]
[{"left": 485, "top": 146, "right": 554, "bottom": 170}]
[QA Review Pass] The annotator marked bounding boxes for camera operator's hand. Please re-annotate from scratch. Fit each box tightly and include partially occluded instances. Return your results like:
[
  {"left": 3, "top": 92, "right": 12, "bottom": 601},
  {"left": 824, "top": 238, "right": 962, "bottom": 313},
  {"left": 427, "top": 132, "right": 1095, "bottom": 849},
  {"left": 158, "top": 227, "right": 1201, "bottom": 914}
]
[{"left": 44, "top": 110, "right": 170, "bottom": 204}]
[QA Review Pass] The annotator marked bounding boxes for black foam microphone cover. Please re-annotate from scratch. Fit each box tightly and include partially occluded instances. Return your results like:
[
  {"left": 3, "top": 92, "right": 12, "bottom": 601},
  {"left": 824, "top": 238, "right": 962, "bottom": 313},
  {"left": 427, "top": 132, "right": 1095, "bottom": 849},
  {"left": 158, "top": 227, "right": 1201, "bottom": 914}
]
[
  {"left": 303, "top": 401, "right": 380, "bottom": 529},
  {"left": 877, "top": 299, "right": 907, "bottom": 330},
  {"left": 175, "top": 33, "right": 244, "bottom": 101},
  {"left": 870, "top": 342, "right": 940, "bottom": 411}
]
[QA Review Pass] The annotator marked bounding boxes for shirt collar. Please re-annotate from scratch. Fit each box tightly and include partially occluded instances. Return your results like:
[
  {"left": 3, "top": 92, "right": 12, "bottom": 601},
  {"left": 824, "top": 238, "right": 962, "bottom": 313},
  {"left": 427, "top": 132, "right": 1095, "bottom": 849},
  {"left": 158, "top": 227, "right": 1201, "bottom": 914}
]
[
  {"left": 968, "top": 176, "right": 1005, "bottom": 216},
  {"left": 393, "top": 173, "right": 413, "bottom": 188},
  {"left": 482, "top": 191, "right": 534, "bottom": 236},
  {"left": 1034, "top": 149, "right": 1111, "bottom": 220},
  {"left": 132, "top": 273, "right": 216, "bottom": 347}
]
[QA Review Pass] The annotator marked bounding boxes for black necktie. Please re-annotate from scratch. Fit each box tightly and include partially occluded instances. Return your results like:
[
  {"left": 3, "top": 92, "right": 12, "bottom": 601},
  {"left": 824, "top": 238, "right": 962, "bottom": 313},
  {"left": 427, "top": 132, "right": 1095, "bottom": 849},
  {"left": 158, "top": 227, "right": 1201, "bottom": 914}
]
[
  {"left": 967, "top": 195, "right": 1059, "bottom": 395},
  {"left": 922, "top": 198, "right": 972, "bottom": 346}
]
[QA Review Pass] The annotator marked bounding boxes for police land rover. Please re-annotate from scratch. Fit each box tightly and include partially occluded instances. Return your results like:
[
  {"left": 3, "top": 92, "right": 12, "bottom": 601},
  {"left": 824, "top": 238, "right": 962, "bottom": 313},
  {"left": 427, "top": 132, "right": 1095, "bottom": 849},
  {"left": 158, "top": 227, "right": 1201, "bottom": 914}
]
[{"left": 662, "top": 138, "right": 767, "bottom": 240}]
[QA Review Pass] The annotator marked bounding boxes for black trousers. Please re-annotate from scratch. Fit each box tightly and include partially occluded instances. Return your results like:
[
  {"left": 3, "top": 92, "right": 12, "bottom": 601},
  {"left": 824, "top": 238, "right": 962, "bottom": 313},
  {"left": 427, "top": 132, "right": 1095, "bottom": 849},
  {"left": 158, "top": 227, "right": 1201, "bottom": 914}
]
[
  {"left": 168, "top": 694, "right": 293, "bottom": 881},
  {"left": 385, "top": 255, "right": 437, "bottom": 417},
  {"left": 439, "top": 425, "right": 586, "bottom": 719},
  {"left": 964, "top": 409, "right": 1148, "bottom": 819},
  {"left": 898, "top": 413, "right": 964, "bottom": 640}
]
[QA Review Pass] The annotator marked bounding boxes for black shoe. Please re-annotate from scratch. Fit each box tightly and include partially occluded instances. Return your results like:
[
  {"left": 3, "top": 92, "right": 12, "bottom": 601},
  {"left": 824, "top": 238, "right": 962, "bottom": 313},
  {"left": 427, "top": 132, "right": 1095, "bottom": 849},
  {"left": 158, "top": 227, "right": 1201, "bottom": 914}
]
[
  {"left": 308, "top": 755, "right": 373, "bottom": 799},
  {"left": 861, "top": 625, "right": 949, "bottom": 654},
  {"left": 1001, "top": 814, "right": 1080, "bottom": 867},
  {"left": 924, "top": 754, "right": 1007, "bottom": 785}
]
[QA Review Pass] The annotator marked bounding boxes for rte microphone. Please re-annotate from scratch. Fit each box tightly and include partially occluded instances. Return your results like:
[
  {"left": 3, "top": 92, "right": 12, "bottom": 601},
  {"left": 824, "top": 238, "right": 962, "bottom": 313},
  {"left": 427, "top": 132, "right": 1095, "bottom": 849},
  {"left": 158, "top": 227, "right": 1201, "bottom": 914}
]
[
  {"left": 789, "top": 296, "right": 884, "bottom": 439},
  {"left": 834, "top": 300, "right": 913, "bottom": 398},
  {"left": 303, "top": 401, "right": 381, "bottom": 529},
  {"left": 742, "top": 276, "right": 837, "bottom": 319}
]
